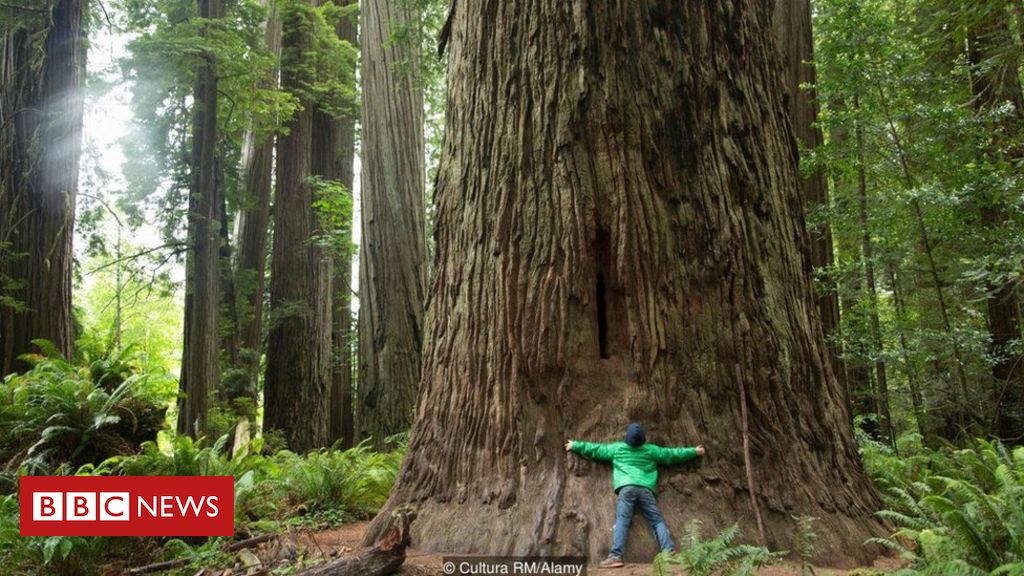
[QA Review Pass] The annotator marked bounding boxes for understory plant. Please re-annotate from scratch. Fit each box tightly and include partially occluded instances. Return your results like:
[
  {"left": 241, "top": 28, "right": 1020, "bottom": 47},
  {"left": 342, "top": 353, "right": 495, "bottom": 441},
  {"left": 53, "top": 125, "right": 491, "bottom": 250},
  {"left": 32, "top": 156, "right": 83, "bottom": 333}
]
[
  {"left": 651, "top": 519, "right": 782, "bottom": 576},
  {"left": 863, "top": 436, "right": 1024, "bottom": 575}
]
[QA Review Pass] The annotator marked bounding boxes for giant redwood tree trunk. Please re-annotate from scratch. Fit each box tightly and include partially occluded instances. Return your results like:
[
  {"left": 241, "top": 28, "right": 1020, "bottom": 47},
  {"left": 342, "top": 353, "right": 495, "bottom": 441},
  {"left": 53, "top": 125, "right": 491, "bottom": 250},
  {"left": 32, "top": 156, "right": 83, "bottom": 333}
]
[
  {"left": 365, "top": 0, "right": 884, "bottom": 565},
  {"left": 263, "top": 0, "right": 333, "bottom": 452},
  {"left": 177, "top": 0, "right": 224, "bottom": 437},
  {"left": 0, "top": 0, "right": 85, "bottom": 377},
  {"left": 357, "top": 0, "right": 427, "bottom": 448},
  {"left": 772, "top": 0, "right": 844, "bottom": 383}
]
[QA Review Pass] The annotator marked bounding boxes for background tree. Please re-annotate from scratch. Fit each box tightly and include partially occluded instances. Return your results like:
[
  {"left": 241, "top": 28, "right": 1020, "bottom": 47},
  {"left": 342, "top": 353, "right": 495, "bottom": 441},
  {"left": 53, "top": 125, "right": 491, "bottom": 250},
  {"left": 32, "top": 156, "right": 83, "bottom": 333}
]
[
  {"left": 311, "top": 0, "right": 359, "bottom": 448},
  {"left": 365, "top": 0, "right": 884, "bottom": 563},
  {"left": 263, "top": 0, "right": 343, "bottom": 451},
  {"left": 231, "top": 1, "right": 282, "bottom": 413},
  {"left": 962, "top": 0, "right": 1024, "bottom": 442},
  {"left": 0, "top": 0, "right": 86, "bottom": 377},
  {"left": 357, "top": 0, "right": 427, "bottom": 448},
  {"left": 177, "top": 0, "right": 224, "bottom": 437}
]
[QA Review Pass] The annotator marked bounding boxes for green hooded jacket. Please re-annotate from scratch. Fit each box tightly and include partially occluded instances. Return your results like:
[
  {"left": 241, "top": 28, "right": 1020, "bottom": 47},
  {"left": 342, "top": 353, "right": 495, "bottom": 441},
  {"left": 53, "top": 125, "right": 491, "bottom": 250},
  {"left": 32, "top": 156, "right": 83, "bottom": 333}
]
[{"left": 570, "top": 440, "right": 698, "bottom": 493}]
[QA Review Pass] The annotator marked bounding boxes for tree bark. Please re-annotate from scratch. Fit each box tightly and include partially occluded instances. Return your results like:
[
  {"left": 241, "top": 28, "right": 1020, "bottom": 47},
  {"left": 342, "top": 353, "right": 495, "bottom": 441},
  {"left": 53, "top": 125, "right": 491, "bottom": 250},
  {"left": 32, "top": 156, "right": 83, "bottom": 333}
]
[
  {"left": 365, "top": 0, "right": 884, "bottom": 566},
  {"left": 177, "top": 0, "right": 224, "bottom": 437},
  {"left": 312, "top": 0, "right": 358, "bottom": 449},
  {"left": 296, "top": 512, "right": 410, "bottom": 576},
  {"left": 357, "top": 0, "right": 427, "bottom": 448},
  {"left": 264, "top": 0, "right": 333, "bottom": 452},
  {"left": 966, "top": 1, "right": 1024, "bottom": 443},
  {"left": 0, "top": 0, "right": 85, "bottom": 377},
  {"left": 772, "top": 0, "right": 844, "bottom": 385},
  {"left": 234, "top": 2, "right": 282, "bottom": 394}
]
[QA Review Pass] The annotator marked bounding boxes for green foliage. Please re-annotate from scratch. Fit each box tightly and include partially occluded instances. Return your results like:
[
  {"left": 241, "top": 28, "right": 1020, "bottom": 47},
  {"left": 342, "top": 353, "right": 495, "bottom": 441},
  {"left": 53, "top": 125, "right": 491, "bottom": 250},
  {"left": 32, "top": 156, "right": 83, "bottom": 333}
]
[
  {"left": 309, "top": 174, "right": 355, "bottom": 260},
  {"left": 651, "top": 520, "right": 782, "bottom": 576},
  {"left": 863, "top": 438, "right": 1024, "bottom": 575},
  {"left": 0, "top": 491, "right": 140, "bottom": 576},
  {"left": 0, "top": 341, "right": 172, "bottom": 484},
  {"left": 105, "top": 432, "right": 402, "bottom": 530},
  {"left": 0, "top": 432, "right": 403, "bottom": 574},
  {"left": 812, "top": 0, "right": 1024, "bottom": 443},
  {"left": 792, "top": 515, "right": 820, "bottom": 575}
]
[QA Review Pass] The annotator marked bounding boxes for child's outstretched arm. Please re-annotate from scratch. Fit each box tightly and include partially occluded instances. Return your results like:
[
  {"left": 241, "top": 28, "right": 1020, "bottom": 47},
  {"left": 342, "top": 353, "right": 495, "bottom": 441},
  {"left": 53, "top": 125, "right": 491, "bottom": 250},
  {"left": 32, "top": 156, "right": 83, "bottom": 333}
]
[
  {"left": 650, "top": 443, "right": 706, "bottom": 465},
  {"left": 564, "top": 439, "right": 617, "bottom": 462}
]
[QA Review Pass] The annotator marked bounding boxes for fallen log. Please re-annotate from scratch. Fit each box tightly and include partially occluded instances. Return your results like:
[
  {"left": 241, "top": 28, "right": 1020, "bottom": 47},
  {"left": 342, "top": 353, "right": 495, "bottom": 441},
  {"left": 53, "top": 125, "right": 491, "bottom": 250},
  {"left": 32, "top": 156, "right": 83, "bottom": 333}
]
[{"left": 294, "top": 511, "right": 412, "bottom": 576}]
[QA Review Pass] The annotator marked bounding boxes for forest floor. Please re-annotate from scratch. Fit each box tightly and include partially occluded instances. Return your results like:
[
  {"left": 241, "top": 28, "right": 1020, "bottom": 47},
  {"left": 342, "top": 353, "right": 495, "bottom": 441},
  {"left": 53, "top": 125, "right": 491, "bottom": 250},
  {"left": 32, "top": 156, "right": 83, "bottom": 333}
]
[{"left": 266, "top": 521, "right": 904, "bottom": 576}]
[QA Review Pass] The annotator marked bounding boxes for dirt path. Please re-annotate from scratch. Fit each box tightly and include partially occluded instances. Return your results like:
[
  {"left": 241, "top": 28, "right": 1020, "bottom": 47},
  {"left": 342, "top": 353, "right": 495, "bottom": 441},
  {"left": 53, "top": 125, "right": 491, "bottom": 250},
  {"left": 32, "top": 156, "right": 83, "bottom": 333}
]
[{"left": 295, "top": 521, "right": 902, "bottom": 576}]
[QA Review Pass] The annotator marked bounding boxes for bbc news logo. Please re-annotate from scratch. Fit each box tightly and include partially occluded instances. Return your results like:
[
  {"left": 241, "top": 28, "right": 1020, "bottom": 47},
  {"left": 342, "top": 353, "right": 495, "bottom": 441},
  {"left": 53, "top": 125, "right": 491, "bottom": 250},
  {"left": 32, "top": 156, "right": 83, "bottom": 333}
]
[{"left": 19, "top": 476, "right": 234, "bottom": 536}]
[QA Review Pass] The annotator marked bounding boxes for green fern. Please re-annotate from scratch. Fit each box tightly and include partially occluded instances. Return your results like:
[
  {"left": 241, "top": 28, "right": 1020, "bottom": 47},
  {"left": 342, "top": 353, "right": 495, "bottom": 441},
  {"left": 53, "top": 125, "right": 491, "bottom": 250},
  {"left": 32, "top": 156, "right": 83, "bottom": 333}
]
[
  {"left": 654, "top": 519, "right": 782, "bottom": 576},
  {"left": 865, "top": 438, "right": 1024, "bottom": 575}
]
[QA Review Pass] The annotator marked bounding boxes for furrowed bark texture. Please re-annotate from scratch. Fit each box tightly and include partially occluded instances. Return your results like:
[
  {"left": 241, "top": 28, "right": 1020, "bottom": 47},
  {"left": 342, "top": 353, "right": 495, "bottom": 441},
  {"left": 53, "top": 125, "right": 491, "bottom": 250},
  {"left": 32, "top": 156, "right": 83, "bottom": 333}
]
[
  {"left": 365, "top": 0, "right": 884, "bottom": 566},
  {"left": 234, "top": 2, "right": 282, "bottom": 390},
  {"left": 312, "top": 0, "right": 358, "bottom": 448},
  {"left": 264, "top": 0, "right": 333, "bottom": 451},
  {"left": 0, "top": 0, "right": 84, "bottom": 377},
  {"left": 177, "top": 0, "right": 224, "bottom": 437},
  {"left": 772, "top": 0, "right": 843, "bottom": 382},
  {"left": 357, "top": 0, "right": 427, "bottom": 447}
]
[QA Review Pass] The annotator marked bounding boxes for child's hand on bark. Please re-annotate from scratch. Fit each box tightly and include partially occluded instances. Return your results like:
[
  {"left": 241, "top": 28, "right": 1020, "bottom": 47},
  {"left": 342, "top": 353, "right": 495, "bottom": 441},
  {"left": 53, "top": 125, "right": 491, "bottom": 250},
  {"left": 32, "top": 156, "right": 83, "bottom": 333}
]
[
  {"left": 696, "top": 445, "right": 706, "bottom": 456},
  {"left": 564, "top": 440, "right": 574, "bottom": 452}
]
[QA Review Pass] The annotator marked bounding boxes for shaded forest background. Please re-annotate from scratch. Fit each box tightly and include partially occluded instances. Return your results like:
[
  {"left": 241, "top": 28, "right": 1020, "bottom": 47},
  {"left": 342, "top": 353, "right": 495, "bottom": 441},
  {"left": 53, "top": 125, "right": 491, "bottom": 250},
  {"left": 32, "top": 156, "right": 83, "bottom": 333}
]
[{"left": 0, "top": 0, "right": 1023, "bottom": 573}]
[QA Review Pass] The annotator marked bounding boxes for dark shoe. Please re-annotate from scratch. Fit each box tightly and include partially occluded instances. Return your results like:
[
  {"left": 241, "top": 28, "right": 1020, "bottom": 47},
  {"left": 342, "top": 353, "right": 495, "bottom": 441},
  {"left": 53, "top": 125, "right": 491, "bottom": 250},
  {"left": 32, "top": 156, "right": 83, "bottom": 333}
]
[{"left": 599, "top": 556, "right": 624, "bottom": 569}]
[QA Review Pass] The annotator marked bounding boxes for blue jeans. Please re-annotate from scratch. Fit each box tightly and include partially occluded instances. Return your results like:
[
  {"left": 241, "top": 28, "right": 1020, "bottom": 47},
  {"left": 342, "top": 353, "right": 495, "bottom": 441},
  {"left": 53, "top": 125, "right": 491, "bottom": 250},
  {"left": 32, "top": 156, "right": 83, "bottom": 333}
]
[{"left": 610, "top": 485, "right": 675, "bottom": 558}]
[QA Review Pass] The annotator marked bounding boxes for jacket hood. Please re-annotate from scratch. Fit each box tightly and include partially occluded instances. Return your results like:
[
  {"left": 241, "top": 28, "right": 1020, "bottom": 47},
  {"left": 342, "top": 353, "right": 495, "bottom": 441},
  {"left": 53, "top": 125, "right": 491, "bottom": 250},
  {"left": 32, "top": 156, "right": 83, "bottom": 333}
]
[{"left": 625, "top": 423, "right": 646, "bottom": 447}]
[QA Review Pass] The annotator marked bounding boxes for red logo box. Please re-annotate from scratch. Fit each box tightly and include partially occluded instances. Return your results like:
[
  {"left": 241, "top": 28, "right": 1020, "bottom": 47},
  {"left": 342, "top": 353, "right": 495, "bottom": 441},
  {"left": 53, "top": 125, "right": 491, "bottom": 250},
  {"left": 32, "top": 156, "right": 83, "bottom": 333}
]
[{"left": 19, "top": 476, "right": 235, "bottom": 536}]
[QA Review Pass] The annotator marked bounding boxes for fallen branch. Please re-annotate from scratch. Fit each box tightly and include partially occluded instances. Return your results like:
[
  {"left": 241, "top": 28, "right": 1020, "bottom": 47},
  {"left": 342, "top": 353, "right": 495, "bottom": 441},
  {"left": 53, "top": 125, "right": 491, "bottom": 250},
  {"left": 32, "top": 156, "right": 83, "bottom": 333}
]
[
  {"left": 225, "top": 533, "right": 277, "bottom": 552},
  {"left": 294, "top": 511, "right": 413, "bottom": 576},
  {"left": 126, "top": 534, "right": 278, "bottom": 574},
  {"left": 126, "top": 558, "right": 189, "bottom": 575}
]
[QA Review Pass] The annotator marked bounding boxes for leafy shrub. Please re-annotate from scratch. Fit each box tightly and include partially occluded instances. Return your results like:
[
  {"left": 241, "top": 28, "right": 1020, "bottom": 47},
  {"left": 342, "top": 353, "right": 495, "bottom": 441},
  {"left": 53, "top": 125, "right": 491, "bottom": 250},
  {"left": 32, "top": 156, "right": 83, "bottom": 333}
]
[
  {"left": 0, "top": 342, "right": 172, "bottom": 483},
  {"left": 651, "top": 520, "right": 782, "bottom": 576},
  {"left": 0, "top": 493, "right": 152, "bottom": 576},
  {"left": 864, "top": 438, "right": 1024, "bottom": 575}
]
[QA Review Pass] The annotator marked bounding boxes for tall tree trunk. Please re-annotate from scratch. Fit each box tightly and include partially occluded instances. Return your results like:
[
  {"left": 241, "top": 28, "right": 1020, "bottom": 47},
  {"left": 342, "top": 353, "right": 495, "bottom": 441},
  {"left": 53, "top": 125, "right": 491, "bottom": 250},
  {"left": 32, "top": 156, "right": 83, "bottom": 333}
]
[
  {"left": 314, "top": 1, "right": 358, "bottom": 449},
  {"left": 234, "top": 3, "right": 282, "bottom": 396},
  {"left": 357, "top": 0, "right": 426, "bottom": 448},
  {"left": 966, "top": 1, "right": 1024, "bottom": 443},
  {"left": 264, "top": 0, "right": 333, "bottom": 452},
  {"left": 365, "top": 1, "right": 883, "bottom": 565},
  {"left": 178, "top": 0, "right": 224, "bottom": 437},
  {"left": 0, "top": 0, "right": 85, "bottom": 377},
  {"left": 853, "top": 96, "right": 893, "bottom": 445},
  {"left": 887, "top": 263, "right": 926, "bottom": 438},
  {"left": 772, "top": 0, "right": 844, "bottom": 385}
]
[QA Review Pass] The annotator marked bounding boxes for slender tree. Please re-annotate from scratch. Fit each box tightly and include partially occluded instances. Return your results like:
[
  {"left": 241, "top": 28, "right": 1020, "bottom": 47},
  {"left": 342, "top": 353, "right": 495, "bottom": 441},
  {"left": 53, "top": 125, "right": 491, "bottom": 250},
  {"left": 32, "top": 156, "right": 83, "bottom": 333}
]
[
  {"left": 357, "top": 0, "right": 426, "bottom": 447},
  {"left": 365, "top": 0, "right": 883, "bottom": 563},
  {"left": 177, "top": 0, "right": 224, "bottom": 437},
  {"left": 263, "top": 0, "right": 333, "bottom": 451},
  {"left": 854, "top": 95, "right": 894, "bottom": 444},
  {"left": 0, "top": 0, "right": 86, "bottom": 377}
]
